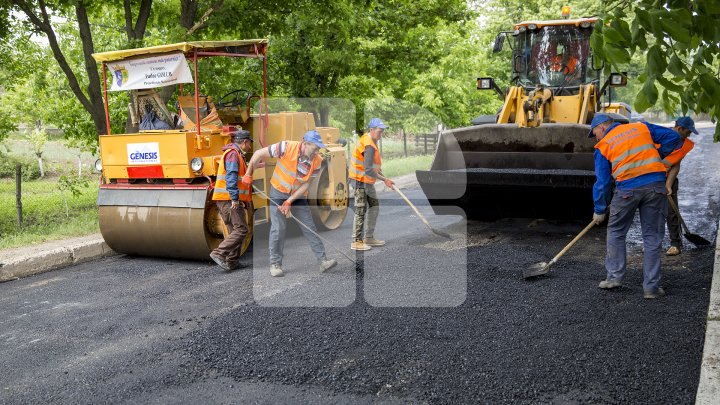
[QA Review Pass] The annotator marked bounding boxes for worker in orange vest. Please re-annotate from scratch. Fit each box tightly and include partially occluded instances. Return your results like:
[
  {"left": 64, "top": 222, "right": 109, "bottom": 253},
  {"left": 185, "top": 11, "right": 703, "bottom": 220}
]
[
  {"left": 209, "top": 129, "right": 253, "bottom": 271},
  {"left": 590, "top": 113, "right": 681, "bottom": 299},
  {"left": 243, "top": 130, "right": 337, "bottom": 277},
  {"left": 349, "top": 118, "right": 395, "bottom": 251},
  {"left": 663, "top": 116, "right": 698, "bottom": 256}
]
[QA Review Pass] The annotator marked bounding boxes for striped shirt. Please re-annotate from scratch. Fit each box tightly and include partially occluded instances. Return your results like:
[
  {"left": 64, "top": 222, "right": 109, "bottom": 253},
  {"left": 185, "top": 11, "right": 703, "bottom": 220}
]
[{"left": 269, "top": 141, "right": 321, "bottom": 178}]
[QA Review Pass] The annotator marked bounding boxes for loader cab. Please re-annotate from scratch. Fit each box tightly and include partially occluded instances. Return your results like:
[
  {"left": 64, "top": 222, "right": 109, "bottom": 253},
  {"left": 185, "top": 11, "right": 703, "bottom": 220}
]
[{"left": 511, "top": 19, "right": 595, "bottom": 90}]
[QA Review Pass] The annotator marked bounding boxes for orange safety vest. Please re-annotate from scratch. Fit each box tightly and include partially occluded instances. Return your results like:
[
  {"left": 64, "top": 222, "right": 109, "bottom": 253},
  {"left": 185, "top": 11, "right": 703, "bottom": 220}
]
[
  {"left": 269, "top": 141, "right": 322, "bottom": 195},
  {"left": 551, "top": 55, "right": 577, "bottom": 74},
  {"left": 595, "top": 122, "right": 667, "bottom": 182},
  {"left": 213, "top": 148, "right": 252, "bottom": 202},
  {"left": 349, "top": 134, "right": 382, "bottom": 184},
  {"left": 662, "top": 138, "right": 694, "bottom": 169}
]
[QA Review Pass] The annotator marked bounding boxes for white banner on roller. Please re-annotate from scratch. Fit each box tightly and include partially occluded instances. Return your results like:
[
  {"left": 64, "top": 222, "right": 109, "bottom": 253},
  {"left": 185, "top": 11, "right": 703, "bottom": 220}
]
[{"left": 107, "top": 53, "right": 193, "bottom": 91}]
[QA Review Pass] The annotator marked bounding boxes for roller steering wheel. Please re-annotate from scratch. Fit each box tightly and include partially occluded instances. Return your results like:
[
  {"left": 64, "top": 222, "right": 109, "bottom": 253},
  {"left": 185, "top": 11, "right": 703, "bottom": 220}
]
[{"left": 217, "top": 89, "right": 252, "bottom": 108}]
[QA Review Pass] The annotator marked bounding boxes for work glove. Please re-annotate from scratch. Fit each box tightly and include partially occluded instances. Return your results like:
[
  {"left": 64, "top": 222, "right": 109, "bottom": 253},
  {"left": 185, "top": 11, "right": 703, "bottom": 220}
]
[
  {"left": 592, "top": 212, "right": 606, "bottom": 225},
  {"left": 278, "top": 200, "right": 292, "bottom": 217},
  {"left": 231, "top": 200, "right": 239, "bottom": 209},
  {"left": 384, "top": 178, "right": 395, "bottom": 189},
  {"left": 241, "top": 174, "right": 253, "bottom": 185}
]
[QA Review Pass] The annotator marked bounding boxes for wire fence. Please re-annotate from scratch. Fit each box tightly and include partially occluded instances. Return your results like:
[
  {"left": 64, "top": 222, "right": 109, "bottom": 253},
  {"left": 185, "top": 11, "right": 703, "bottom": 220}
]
[
  {"left": 0, "top": 136, "right": 99, "bottom": 249},
  {"left": 344, "top": 130, "right": 440, "bottom": 160}
]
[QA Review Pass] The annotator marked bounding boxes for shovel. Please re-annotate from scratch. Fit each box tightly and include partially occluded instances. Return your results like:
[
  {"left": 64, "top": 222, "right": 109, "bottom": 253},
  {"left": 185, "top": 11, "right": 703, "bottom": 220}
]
[
  {"left": 667, "top": 196, "right": 711, "bottom": 246},
  {"left": 391, "top": 185, "right": 451, "bottom": 239},
  {"left": 524, "top": 220, "right": 596, "bottom": 279}
]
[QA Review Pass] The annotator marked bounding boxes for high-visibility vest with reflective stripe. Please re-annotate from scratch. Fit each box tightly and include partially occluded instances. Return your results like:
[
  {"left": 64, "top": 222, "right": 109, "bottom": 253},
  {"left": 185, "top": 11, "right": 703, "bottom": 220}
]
[
  {"left": 269, "top": 141, "right": 322, "bottom": 195},
  {"left": 595, "top": 122, "right": 667, "bottom": 182},
  {"left": 662, "top": 138, "right": 694, "bottom": 168},
  {"left": 213, "top": 148, "right": 252, "bottom": 202},
  {"left": 349, "top": 134, "right": 382, "bottom": 184}
]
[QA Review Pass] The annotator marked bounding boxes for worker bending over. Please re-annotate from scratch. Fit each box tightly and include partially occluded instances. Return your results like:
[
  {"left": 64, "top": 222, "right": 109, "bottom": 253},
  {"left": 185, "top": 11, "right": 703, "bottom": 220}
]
[
  {"left": 590, "top": 113, "right": 681, "bottom": 299},
  {"left": 209, "top": 129, "right": 253, "bottom": 270},
  {"left": 244, "top": 130, "right": 337, "bottom": 277},
  {"left": 349, "top": 118, "right": 395, "bottom": 251},
  {"left": 663, "top": 116, "right": 698, "bottom": 256}
]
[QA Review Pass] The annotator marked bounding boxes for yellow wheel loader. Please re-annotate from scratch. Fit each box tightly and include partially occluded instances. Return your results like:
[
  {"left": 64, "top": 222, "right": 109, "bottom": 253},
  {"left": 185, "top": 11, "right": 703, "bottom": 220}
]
[
  {"left": 92, "top": 40, "right": 349, "bottom": 260},
  {"left": 417, "top": 13, "right": 630, "bottom": 220}
]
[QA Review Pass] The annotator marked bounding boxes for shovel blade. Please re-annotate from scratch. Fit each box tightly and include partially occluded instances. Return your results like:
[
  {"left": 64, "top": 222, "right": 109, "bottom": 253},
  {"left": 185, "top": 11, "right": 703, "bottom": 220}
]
[
  {"left": 432, "top": 228, "right": 452, "bottom": 239},
  {"left": 684, "top": 232, "right": 712, "bottom": 246},
  {"left": 523, "top": 261, "right": 552, "bottom": 279}
]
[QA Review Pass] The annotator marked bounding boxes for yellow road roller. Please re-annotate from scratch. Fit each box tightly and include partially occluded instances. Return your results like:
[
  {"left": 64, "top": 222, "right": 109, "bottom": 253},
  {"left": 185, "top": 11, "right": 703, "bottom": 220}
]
[{"left": 92, "top": 40, "right": 349, "bottom": 260}]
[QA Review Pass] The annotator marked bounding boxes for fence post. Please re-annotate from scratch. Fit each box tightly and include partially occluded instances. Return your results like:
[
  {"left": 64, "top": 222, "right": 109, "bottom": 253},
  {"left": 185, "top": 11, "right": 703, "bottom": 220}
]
[
  {"left": 402, "top": 129, "right": 407, "bottom": 158},
  {"left": 15, "top": 164, "right": 22, "bottom": 229},
  {"left": 424, "top": 133, "right": 428, "bottom": 155}
]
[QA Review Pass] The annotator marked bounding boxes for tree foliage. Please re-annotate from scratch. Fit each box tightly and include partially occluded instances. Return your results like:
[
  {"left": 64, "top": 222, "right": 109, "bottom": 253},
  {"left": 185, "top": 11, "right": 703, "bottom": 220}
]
[{"left": 592, "top": 0, "right": 720, "bottom": 140}]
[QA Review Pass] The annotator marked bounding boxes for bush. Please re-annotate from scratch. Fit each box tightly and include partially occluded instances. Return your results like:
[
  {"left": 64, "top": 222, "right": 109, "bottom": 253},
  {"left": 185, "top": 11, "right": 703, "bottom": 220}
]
[{"left": 0, "top": 154, "right": 41, "bottom": 180}]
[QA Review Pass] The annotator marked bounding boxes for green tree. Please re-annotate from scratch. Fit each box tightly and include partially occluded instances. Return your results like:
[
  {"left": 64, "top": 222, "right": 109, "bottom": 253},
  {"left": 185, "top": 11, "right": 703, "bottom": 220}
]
[{"left": 592, "top": 0, "right": 720, "bottom": 140}]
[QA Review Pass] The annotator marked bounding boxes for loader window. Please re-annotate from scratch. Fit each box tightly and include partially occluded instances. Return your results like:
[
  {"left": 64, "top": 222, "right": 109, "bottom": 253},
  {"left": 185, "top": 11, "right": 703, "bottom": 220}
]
[{"left": 516, "top": 26, "right": 591, "bottom": 88}]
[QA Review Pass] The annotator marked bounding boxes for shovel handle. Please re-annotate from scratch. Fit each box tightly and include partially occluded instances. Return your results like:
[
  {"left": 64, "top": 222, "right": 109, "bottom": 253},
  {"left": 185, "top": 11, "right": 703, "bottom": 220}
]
[
  {"left": 392, "top": 185, "right": 432, "bottom": 228},
  {"left": 666, "top": 196, "right": 691, "bottom": 234},
  {"left": 549, "top": 221, "right": 596, "bottom": 264}
]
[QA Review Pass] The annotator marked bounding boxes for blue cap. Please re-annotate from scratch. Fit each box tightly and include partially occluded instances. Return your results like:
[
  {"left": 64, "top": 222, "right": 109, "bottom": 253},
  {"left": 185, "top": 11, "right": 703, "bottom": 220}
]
[
  {"left": 231, "top": 129, "right": 251, "bottom": 141},
  {"left": 303, "top": 130, "right": 326, "bottom": 148},
  {"left": 675, "top": 116, "right": 698, "bottom": 134},
  {"left": 367, "top": 118, "right": 387, "bottom": 129},
  {"left": 587, "top": 113, "right": 613, "bottom": 138}
]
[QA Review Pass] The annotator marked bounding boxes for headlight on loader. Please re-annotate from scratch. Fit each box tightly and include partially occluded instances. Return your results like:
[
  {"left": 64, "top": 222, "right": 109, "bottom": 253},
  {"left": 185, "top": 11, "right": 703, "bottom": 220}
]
[
  {"left": 190, "top": 157, "right": 204, "bottom": 172},
  {"left": 94, "top": 159, "right": 103, "bottom": 172}
]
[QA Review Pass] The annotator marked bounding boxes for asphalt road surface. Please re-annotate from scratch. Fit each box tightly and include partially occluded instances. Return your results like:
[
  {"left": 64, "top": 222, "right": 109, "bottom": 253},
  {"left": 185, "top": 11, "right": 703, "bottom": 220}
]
[{"left": 1, "top": 125, "right": 719, "bottom": 404}]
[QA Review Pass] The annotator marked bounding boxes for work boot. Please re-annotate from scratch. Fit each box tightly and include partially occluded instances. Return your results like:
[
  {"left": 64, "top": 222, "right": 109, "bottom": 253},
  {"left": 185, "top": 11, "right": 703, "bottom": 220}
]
[
  {"left": 270, "top": 264, "right": 284, "bottom": 277},
  {"left": 643, "top": 288, "right": 666, "bottom": 299},
  {"left": 351, "top": 241, "right": 372, "bottom": 251},
  {"left": 363, "top": 237, "right": 386, "bottom": 247},
  {"left": 666, "top": 246, "right": 681, "bottom": 256},
  {"left": 209, "top": 252, "right": 229, "bottom": 270},
  {"left": 598, "top": 279, "right": 622, "bottom": 289},
  {"left": 225, "top": 261, "right": 246, "bottom": 271},
  {"left": 319, "top": 259, "right": 338, "bottom": 273}
]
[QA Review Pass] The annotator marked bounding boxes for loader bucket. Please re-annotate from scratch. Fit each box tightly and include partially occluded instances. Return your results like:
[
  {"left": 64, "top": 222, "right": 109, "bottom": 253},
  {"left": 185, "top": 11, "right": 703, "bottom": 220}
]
[{"left": 416, "top": 123, "right": 598, "bottom": 220}]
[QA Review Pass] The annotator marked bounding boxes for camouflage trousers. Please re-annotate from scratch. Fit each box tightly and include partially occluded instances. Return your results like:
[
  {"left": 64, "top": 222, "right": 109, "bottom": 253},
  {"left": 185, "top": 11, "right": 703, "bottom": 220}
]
[{"left": 352, "top": 183, "right": 380, "bottom": 242}]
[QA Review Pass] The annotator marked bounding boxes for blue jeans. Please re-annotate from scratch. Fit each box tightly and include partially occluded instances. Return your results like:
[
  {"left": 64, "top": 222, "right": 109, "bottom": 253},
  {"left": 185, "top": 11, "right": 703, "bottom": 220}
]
[
  {"left": 269, "top": 186, "right": 326, "bottom": 266},
  {"left": 605, "top": 181, "right": 667, "bottom": 293}
]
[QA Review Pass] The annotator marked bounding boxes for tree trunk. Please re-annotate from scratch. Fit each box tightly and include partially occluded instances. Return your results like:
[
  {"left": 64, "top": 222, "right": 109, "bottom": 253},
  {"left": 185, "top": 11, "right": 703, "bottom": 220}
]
[
  {"left": 319, "top": 105, "right": 330, "bottom": 127},
  {"left": 75, "top": 2, "right": 107, "bottom": 136},
  {"left": 37, "top": 155, "right": 44, "bottom": 178},
  {"left": 180, "top": 0, "right": 198, "bottom": 30},
  {"left": 122, "top": 0, "right": 154, "bottom": 133}
]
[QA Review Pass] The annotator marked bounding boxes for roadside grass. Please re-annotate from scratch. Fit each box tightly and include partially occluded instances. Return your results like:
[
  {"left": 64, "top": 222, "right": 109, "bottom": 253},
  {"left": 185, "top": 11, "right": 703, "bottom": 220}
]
[
  {"left": 381, "top": 155, "right": 433, "bottom": 178},
  {"left": 0, "top": 178, "right": 99, "bottom": 250}
]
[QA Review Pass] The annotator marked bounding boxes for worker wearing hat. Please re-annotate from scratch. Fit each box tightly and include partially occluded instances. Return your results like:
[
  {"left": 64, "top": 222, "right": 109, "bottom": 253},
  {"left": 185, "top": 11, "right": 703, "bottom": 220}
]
[
  {"left": 243, "top": 130, "right": 337, "bottom": 277},
  {"left": 210, "top": 128, "right": 253, "bottom": 271},
  {"left": 348, "top": 118, "right": 395, "bottom": 251},
  {"left": 590, "top": 113, "right": 682, "bottom": 299},
  {"left": 664, "top": 116, "right": 698, "bottom": 256}
]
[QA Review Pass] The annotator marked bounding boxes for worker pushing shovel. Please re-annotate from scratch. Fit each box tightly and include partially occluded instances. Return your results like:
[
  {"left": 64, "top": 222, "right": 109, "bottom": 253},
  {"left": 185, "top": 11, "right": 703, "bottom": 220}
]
[
  {"left": 349, "top": 118, "right": 450, "bottom": 249},
  {"left": 243, "top": 130, "right": 340, "bottom": 277}
]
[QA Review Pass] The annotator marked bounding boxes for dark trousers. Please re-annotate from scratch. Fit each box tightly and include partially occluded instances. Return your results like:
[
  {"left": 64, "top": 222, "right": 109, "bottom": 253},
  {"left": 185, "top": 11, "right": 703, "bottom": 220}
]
[
  {"left": 605, "top": 182, "right": 667, "bottom": 293},
  {"left": 666, "top": 178, "right": 682, "bottom": 248},
  {"left": 212, "top": 200, "right": 249, "bottom": 265}
]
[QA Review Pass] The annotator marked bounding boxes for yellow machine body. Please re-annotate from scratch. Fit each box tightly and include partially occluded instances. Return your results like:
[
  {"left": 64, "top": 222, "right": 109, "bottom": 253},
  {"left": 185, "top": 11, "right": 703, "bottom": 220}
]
[{"left": 417, "top": 16, "right": 630, "bottom": 220}]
